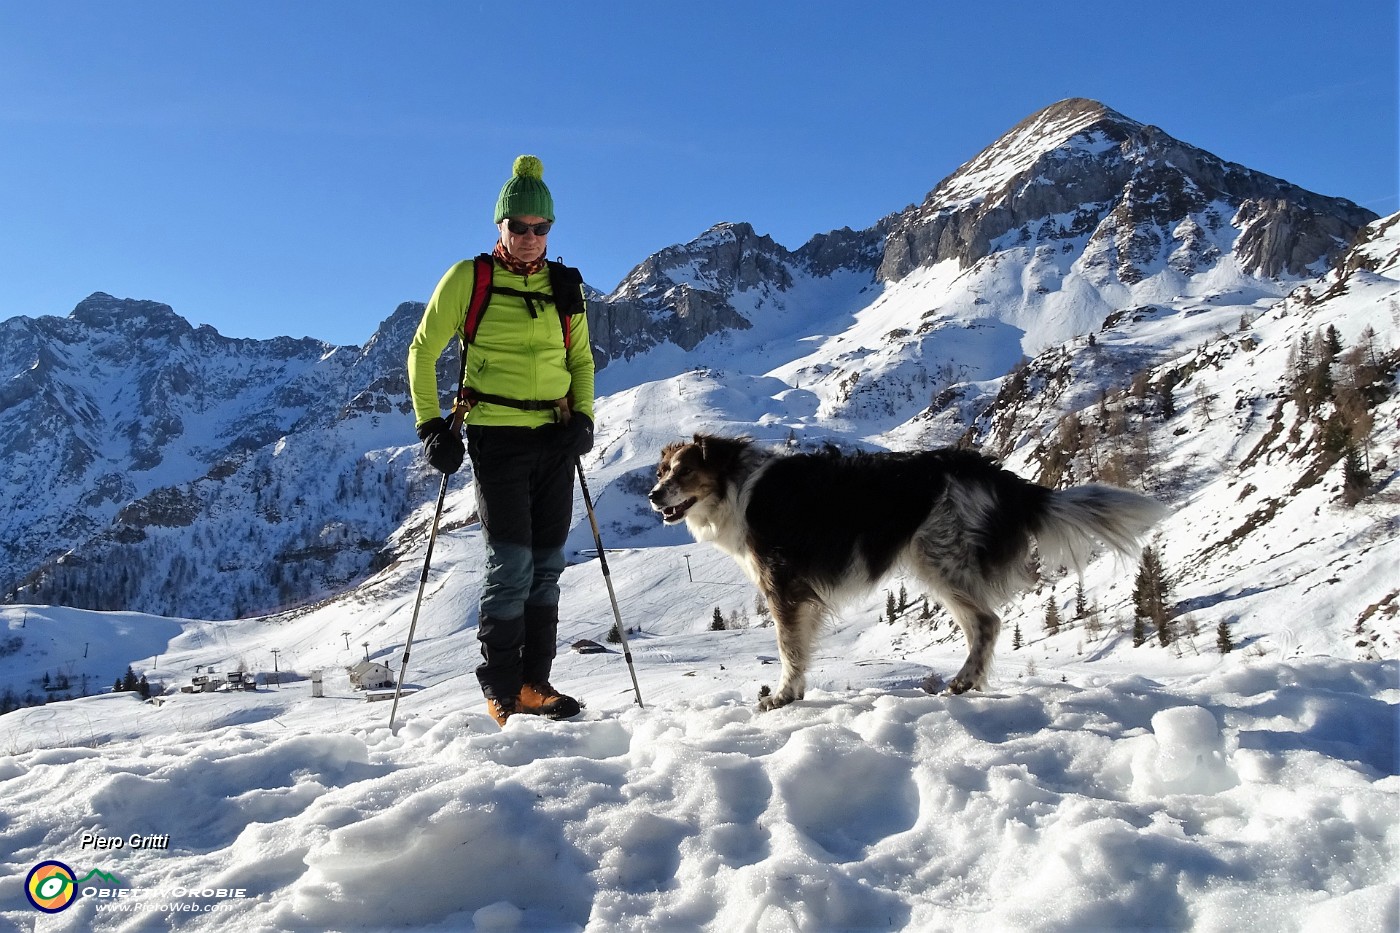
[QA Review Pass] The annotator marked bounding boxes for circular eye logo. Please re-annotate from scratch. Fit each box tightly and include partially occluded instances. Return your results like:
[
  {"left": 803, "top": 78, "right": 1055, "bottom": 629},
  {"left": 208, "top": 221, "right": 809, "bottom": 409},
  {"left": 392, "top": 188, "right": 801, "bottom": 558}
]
[{"left": 26, "top": 860, "right": 78, "bottom": 913}]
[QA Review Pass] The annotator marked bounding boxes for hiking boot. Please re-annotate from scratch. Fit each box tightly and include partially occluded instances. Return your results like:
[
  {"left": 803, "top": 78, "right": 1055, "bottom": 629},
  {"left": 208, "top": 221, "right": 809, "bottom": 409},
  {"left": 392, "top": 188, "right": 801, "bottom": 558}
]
[
  {"left": 518, "top": 683, "right": 582, "bottom": 720},
  {"left": 485, "top": 694, "right": 519, "bottom": 728}
]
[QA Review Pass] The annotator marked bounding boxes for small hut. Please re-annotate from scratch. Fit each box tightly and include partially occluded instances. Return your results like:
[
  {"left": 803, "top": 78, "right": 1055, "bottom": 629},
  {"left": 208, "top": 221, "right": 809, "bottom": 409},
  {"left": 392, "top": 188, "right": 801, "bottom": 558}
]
[{"left": 348, "top": 660, "right": 394, "bottom": 690}]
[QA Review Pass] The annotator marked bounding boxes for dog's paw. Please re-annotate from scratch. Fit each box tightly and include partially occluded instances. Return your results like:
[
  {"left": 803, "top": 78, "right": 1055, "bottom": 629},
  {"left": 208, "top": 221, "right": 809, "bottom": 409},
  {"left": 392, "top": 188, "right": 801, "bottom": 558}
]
[
  {"left": 757, "top": 684, "right": 800, "bottom": 712},
  {"left": 946, "top": 677, "right": 974, "bottom": 696},
  {"left": 757, "top": 684, "right": 788, "bottom": 712}
]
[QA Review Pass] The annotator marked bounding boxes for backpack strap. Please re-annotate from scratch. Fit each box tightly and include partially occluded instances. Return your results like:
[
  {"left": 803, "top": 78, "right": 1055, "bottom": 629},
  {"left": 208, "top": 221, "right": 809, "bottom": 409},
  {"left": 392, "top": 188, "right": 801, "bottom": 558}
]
[{"left": 462, "top": 253, "right": 496, "bottom": 344}]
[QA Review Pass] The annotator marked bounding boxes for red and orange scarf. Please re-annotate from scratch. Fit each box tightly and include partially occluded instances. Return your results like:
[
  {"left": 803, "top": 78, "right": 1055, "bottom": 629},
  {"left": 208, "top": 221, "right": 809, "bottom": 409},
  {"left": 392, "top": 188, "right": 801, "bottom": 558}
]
[{"left": 493, "top": 240, "right": 547, "bottom": 277}]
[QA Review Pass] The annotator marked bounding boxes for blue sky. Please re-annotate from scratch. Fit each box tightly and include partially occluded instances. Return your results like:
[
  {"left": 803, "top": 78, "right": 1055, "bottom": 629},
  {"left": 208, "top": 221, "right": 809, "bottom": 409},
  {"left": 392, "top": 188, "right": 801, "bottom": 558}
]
[{"left": 2, "top": 1, "right": 1395, "bottom": 345}]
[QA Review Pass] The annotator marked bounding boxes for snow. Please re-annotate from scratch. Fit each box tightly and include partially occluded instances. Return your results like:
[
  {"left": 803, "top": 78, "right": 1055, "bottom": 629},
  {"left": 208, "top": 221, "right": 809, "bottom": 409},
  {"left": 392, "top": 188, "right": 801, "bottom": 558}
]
[
  {"left": 3, "top": 210, "right": 1399, "bottom": 930},
  {"left": 1, "top": 624, "right": 1395, "bottom": 931}
]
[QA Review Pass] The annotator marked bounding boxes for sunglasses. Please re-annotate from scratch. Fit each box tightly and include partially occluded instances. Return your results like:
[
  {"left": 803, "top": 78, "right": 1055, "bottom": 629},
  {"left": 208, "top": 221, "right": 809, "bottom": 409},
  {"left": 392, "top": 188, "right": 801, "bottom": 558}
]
[{"left": 505, "top": 219, "right": 553, "bottom": 236}]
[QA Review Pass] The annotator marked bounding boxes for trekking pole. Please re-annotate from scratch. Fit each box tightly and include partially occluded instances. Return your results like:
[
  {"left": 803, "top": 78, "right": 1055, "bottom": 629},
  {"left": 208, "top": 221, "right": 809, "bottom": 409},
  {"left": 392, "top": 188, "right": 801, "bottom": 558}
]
[
  {"left": 389, "top": 372, "right": 469, "bottom": 733},
  {"left": 575, "top": 460, "right": 644, "bottom": 708},
  {"left": 386, "top": 461, "right": 450, "bottom": 734}
]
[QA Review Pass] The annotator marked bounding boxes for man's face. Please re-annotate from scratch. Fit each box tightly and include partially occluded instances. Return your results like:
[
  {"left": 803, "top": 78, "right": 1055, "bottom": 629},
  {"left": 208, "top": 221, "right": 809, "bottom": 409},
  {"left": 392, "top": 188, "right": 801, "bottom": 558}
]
[{"left": 499, "top": 215, "right": 551, "bottom": 264}]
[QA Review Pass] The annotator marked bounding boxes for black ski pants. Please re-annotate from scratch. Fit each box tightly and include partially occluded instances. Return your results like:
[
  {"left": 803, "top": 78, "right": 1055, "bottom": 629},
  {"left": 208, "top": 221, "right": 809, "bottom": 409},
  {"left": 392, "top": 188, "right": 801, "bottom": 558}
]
[{"left": 466, "top": 424, "right": 574, "bottom": 699}]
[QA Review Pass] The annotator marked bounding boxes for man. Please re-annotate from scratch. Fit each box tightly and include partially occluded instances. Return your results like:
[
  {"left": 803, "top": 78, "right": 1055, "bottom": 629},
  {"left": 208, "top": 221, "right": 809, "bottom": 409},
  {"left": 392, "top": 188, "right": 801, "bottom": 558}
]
[{"left": 407, "top": 155, "right": 595, "bottom": 727}]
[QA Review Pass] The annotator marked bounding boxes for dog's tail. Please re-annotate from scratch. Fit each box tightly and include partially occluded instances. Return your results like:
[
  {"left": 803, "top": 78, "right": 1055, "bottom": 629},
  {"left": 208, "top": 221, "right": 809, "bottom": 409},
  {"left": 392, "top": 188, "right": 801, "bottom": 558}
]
[{"left": 1035, "top": 484, "right": 1168, "bottom": 572}]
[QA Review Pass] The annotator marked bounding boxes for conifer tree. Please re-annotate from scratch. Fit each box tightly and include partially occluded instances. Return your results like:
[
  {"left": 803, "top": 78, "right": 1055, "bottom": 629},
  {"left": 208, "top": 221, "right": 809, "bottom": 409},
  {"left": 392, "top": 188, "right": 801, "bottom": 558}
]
[
  {"left": 1044, "top": 598, "right": 1061, "bottom": 636},
  {"left": 1216, "top": 621, "right": 1234, "bottom": 654},
  {"left": 1322, "top": 325, "right": 1343, "bottom": 360},
  {"left": 711, "top": 607, "right": 726, "bottom": 631},
  {"left": 1342, "top": 442, "right": 1371, "bottom": 506},
  {"left": 1157, "top": 615, "right": 1176, "bottom": 648},
  {"left": 1133, "top": 546, "right": 1172, "bottom": 644}
]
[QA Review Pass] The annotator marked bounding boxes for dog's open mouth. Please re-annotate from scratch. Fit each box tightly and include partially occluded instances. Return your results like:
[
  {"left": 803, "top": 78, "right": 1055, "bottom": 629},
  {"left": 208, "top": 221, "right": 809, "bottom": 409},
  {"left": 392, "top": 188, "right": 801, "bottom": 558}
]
[{"left": 659, "top": 497, "right": 698, "bottom": 524}]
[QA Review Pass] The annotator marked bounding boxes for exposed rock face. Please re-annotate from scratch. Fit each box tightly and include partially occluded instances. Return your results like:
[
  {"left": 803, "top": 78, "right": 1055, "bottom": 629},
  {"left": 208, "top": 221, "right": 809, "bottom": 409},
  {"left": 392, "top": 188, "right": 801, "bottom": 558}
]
[
  {"left": 587, "top": 219, "right": 892, "bottom": 366},
  {"left": 587, "top": 223, "right": 796, "bottom": 363},
  {"left": 1233, "top": 198, "right": 1375, "bottom": 278},
  {"left": 796, "top": 222, "right": 892, "bottom": 278},
  {"left": 590, "top": 288, "right": 752, "bottom": 359},
  {"left": 878, "top": 99, "right": 1375, "bottom": 283}
]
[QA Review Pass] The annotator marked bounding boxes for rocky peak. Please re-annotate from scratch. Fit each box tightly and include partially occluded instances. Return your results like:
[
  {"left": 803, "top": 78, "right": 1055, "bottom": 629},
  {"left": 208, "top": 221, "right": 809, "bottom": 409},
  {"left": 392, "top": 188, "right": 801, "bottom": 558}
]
[
  {"left": 586, "top": 222, "right": 810, "bottom": 365},
  {"left": 878, "top": 98, "right": 1377, "bottom": 283},
  {"left": 610, "top": 222, "right": 797, "bottom": 303},
  {"left": 69, "top": 292, "right": 195, "bottom": 341},
  {"left": 794, "top": 222, "right": 890, "bottom": 278},
  {"left": 926, "top": 98, "right": 1142, "bottom": 213}
]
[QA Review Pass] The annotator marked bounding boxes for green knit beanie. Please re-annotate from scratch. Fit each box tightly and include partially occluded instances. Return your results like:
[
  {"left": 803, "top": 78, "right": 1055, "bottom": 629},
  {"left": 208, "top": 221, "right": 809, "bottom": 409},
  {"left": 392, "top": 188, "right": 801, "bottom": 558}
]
[{"left": 493, "top": 154, "right": 555, "bottom": 223}]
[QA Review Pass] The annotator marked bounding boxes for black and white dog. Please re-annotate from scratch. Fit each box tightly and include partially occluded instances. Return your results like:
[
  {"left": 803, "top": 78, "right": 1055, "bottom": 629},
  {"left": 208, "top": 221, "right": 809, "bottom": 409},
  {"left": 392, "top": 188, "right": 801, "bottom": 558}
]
[{"left": 649, "top": 435, "right": 1165, "bottom": 710}]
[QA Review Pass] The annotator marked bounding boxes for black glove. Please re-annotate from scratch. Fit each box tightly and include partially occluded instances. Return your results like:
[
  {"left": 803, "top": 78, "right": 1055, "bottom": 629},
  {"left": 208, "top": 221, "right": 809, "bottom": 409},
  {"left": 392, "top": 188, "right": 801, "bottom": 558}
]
[
  {"left": 563, "top": 413, "right": 594, "bottom": 459},
  {"left": 416, "top": 417, "right": 464, "bottom": 475}
]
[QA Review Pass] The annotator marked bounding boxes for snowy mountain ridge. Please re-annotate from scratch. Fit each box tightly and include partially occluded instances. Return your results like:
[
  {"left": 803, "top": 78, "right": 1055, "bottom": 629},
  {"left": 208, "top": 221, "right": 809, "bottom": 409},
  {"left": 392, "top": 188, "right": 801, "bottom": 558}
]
[
  {"left": 0, "top": 295, "right": 448, "bottom": 618},
  {"left": 0, "top": 98, "right": 1384, "bottom": 626}
]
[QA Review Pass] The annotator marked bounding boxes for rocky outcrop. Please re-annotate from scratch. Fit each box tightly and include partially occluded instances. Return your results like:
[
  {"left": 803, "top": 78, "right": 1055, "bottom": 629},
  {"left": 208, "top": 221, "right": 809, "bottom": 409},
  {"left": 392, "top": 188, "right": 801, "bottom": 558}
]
[
  {"left": 1234, "top": 198, "right": 1372, "bottom": 277},
  {"left": 877, "top": 98, "right": 1375, "bottom": 284},
  {"left": 589, "top": 223, "right": 797, "bottom": 364}
]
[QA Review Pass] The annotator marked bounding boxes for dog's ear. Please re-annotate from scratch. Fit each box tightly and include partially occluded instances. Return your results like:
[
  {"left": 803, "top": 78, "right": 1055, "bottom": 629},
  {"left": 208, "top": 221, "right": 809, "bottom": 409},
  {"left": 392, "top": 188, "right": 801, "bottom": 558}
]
[
  {"left": 695, "top": 433, "right": 722, "bottom": 463},
  {"left": 659, "top": 440, "right": 686, "bottom": 468},
  {"left": 695, "top": 433, "right": 744, "bottom": 468}
]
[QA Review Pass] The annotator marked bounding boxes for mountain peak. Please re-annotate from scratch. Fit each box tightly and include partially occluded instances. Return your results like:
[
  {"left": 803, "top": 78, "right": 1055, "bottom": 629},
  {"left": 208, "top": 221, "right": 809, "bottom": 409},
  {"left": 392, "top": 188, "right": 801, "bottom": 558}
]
[
  {"left": 877, "top": 98, "right": 1377, "bottom": 285},
  {"left": 70, "top": 292, "right": 193, "bottom": 339},
  {"left": 929, "top": 98, "right": 1142, "bottom": 211},
  {"left": 1030, "top": 97, "right": 1137, "bottom": 130}
]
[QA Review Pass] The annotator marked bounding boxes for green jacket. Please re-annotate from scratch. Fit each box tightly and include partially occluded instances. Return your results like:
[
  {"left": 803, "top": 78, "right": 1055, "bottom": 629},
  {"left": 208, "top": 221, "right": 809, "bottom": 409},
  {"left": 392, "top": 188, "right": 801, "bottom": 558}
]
[{"left": 408, "top": 257, "right": 595, "bottom": 429}]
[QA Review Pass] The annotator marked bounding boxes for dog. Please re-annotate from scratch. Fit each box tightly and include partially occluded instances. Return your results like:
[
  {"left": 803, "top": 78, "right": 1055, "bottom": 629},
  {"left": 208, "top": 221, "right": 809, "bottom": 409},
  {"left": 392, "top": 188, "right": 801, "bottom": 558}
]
[{"left": 649, "top": 435, "right": 1166, "bottom": 710}]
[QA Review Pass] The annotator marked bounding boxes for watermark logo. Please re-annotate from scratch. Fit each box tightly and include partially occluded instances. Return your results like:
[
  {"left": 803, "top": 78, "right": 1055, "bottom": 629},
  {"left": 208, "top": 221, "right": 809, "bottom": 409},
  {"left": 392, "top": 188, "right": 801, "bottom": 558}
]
[
  {"left": 25, "top": 860, "right": 77, "bottom": 913},
  {"left": 24, "top": 856, "right": 249, "bottom": 916},
  {"left": 24, "top": 861, "right": 124, "bottom": 913}
]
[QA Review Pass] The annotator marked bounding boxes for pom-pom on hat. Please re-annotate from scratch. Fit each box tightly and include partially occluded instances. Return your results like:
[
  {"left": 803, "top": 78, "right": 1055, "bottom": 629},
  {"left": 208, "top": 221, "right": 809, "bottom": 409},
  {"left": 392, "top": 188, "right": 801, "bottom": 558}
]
[{"left": 494, "top": 154, "right": 555, "bottom": 223}]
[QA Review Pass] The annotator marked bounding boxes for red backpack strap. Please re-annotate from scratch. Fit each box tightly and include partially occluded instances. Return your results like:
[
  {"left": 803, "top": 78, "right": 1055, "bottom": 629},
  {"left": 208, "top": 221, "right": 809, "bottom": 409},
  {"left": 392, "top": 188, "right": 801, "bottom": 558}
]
[{"left": 462, "top": 253, "right": 495, "bottom": 343}]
